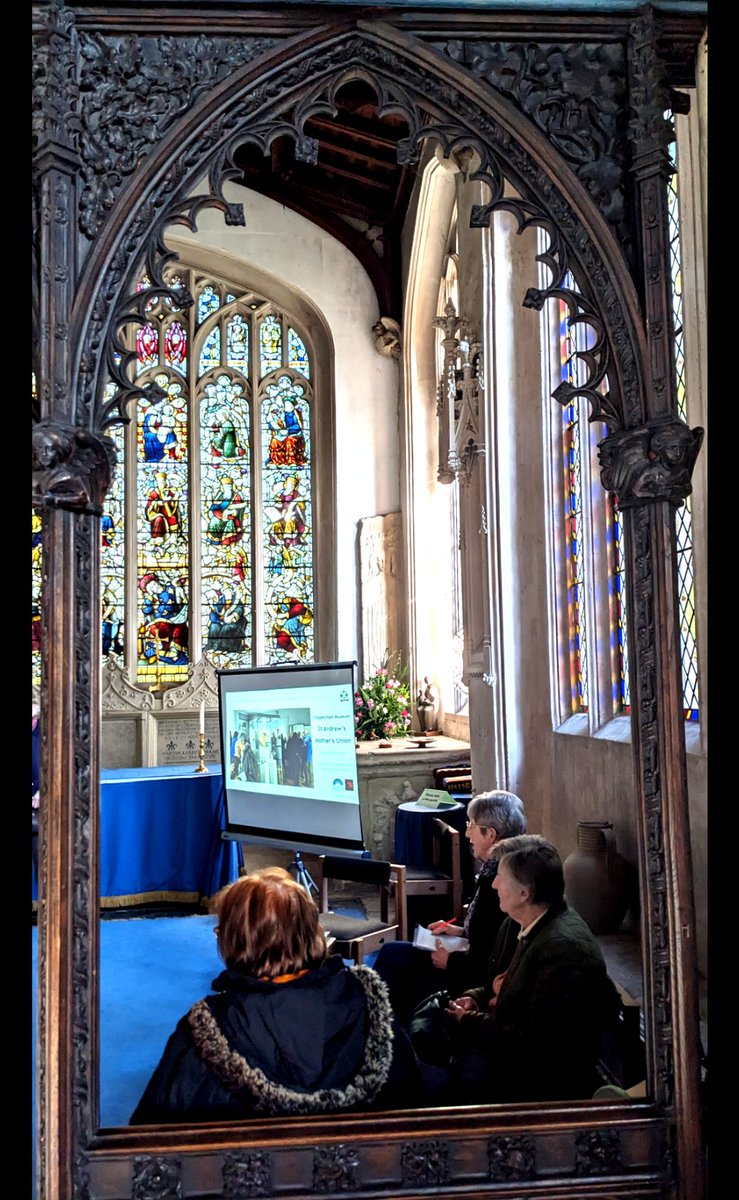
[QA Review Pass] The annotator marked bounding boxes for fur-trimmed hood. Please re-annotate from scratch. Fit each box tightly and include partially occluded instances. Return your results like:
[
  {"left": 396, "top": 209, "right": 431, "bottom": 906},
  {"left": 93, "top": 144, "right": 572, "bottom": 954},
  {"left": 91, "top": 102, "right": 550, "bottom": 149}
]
[{"left": 187, "top": 959, "right": 395, "bottom": 1115}]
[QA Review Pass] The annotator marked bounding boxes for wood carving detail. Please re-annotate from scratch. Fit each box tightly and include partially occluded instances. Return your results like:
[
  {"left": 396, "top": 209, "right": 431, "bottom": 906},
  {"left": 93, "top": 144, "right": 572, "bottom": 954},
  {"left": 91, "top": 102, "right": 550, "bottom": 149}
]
[
  {"left": 630, "top": 502, "right": 674, "bottom": 1106},
  {"left": 131, "top": 1156, "right": 182, "bottom": 1200},
  {"left": 574, "top": 1128, "right": 622, "bottom": 1175},
  {"left": 487, "top": 1134, "right": 536, "bottom": 1182},
  {"left": 400, "top": 1139, "right": 450, "bottom": 1187},
  {"left": 628, "top": 10, "right": 674, "bottom": 158},
  {"left": 433, "top": 39, "right": 631, "bottom": 238},
  {"left": 32, "top": 420, "right": 117, "bottom": 516},
  {"left": 598, "top": 416, "right": 704, "bottom": 509},
  {"left": 75, "top": 30, "right": 278, "bottom": 239},
  {"left": 223, "top": 1150, "right": 273, "bottom": 1198},
  {"left": 312, "top": 1144, "right": 359, "bottom": 1192},
  {"left": 32, "top": 0, "right": 79, "bottom": 150}
]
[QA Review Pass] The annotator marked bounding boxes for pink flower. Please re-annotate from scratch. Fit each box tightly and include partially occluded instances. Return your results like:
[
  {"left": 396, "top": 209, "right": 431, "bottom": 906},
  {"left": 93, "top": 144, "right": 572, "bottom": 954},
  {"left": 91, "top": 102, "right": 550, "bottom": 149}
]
[
  {"left": 367, "top": 698, "right": 375, "bottom": 709},
  {"left": 355, "top": 696, "right": 363, "bottom": 707}
]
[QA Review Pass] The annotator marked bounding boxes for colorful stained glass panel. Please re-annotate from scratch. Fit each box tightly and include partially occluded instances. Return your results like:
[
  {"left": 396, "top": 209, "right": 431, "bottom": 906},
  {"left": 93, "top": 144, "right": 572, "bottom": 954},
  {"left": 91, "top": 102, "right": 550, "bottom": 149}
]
[
  {"left": 288, "top": 327, "right": 310, "bottom": 379},
  {"left": 136, "top": 322, "right": 159, "bottom": 374},
  {"left": 138, "top": 375, "right": 188, "bottom": 465},
  {"left": 198, "top": 327, "right": 221, "bottom": 379},
  {"left": 101, "top": 419, "right": 126, "bottom": 660},
  {"left": 164, "top": 321, "right": 187, "bottom": 375},
  {"left": 227, "top": 314, "right": 249, "bottom": 374},
  {"left": 259, "top": 315, "right": 282, "bottom": 377},
  {"left": 197, "top": 285, "right": 220, "bottom": 326}
]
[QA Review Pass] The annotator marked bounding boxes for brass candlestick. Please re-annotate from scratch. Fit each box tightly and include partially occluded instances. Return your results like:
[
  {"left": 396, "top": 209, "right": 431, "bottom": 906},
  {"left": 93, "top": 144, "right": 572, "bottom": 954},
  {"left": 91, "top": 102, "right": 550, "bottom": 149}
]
[{"left": 195, "top": 731, "right": 208, "bottom": 773}]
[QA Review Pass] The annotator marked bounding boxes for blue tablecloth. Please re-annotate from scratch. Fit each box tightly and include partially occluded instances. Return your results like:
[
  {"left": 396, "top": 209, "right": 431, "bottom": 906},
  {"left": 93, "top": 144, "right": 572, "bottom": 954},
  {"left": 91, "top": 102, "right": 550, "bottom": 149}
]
[
  {"left": 32, "top": 765, "right": 239, "bottom": 907},
  {"left": 394, "top": 799, "right": 475, "bottom": 900}
]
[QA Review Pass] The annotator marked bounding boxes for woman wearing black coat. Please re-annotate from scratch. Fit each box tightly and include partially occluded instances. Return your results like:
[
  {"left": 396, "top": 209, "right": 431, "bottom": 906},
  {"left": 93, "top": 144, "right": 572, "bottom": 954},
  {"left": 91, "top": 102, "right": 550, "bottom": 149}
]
[{"left": 131, "top": 867, "right": 421, "bottom": 1124}]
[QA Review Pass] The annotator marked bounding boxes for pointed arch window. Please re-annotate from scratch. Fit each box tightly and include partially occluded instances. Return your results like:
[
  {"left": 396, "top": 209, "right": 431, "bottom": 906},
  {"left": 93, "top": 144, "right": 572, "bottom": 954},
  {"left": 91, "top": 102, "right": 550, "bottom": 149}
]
[{"left": 100, "top": 269, "right": 316, "bottom": 688}]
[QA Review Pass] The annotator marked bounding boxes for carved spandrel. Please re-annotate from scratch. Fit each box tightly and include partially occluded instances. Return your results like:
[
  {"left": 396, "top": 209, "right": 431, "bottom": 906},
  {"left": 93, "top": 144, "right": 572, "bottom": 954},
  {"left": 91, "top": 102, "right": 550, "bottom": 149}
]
[
  {"left": 74, "top": 30, "right": 278, "bottom": 240},
  {"left": 433, "top": 38, "right": 632, "bottom": 244},
  {"left": 598, "top": 416, "right": 704, "bottom": 509}
]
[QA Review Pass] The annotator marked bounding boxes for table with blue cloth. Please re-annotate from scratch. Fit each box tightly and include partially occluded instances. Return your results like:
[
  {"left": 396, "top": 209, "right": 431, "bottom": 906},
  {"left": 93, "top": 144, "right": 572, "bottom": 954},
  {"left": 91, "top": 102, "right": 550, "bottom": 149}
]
[
  {"left": 394, "top": 799, "right": 475, "bottom": 907},
  {"left": 32, "top": 764, "right": 240, "bottom": 908}
]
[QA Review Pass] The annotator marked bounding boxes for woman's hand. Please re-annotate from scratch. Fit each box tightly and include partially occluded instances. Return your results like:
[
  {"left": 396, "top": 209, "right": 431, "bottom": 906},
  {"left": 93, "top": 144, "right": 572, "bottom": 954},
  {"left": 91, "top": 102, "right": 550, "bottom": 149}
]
[
  {"left": 431, "top": 940, "right": 450, "bottom": 969},
  {"left": 445, "top": 995, "right": 479, "bottom": 1022},
  {"left": 428, "top": 920, "right": 457, "bottom": 935}
]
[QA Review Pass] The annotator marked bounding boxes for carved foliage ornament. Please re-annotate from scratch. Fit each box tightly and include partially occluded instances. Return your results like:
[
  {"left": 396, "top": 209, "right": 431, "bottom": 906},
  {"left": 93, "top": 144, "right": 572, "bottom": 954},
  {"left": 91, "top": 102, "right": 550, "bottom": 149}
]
[
  {"left": 488, "top": 1134, "right": 536, "bottom": 1182},
  {"left": 433, "top": 299, "right": 484, "bottom": 485},
  {"left": 433, "top": 38, "right": 631, "bottom": 239},
  {"left": 223, "top": 1150, "right": 273, "bottom": 1198},
  {"left": 598, "top": 415, "right": 704, "bottom": 509},
  {"left": 131, "top": 1156, "right": 182, "bottom": 1200},
  {"left": 32, "top": 0, "right": 79, "bottom": 152},
  {"left": 400, "top": 1139, "right": 450, "bottom": 1187},
  {"left": 74, "top": 29, "right": 278, "bottom": 239},
  {"left": 312, "top": 1144, "right": 359, "bottom": 1192}
]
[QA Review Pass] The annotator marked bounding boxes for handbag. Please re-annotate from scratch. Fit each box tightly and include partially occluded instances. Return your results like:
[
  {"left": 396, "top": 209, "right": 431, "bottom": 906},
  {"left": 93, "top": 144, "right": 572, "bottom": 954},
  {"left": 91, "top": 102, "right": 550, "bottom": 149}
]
[{"left": 408, "top": 989, "right": 454, "bottom": 1066}]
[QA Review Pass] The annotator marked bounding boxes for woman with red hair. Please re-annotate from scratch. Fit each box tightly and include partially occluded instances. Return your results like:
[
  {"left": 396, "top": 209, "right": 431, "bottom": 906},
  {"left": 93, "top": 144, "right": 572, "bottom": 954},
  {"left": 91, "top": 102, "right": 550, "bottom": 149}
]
[{"left": 131, "top": 867, "right": 421, "bottom": 1123}]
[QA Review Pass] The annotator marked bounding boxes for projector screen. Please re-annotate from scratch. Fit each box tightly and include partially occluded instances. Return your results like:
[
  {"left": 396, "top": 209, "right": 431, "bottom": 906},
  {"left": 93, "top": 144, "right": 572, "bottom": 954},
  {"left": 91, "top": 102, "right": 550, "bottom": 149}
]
[{"left": 217, "top": 660, "right": 365, "bottom": 855}]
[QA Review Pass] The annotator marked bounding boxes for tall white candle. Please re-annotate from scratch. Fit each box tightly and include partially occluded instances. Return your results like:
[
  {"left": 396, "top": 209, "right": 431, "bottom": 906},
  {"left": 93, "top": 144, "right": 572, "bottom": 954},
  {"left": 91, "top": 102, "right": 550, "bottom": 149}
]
[{"left": 199, "top": 700, "right": 205, "bottom": 736}]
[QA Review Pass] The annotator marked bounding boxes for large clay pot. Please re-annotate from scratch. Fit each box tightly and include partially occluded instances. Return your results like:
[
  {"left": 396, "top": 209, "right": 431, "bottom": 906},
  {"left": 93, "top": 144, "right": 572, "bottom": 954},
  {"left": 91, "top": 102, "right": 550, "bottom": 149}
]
[{"left": 563, "top": 821, "right": 633, "bottom": 935}]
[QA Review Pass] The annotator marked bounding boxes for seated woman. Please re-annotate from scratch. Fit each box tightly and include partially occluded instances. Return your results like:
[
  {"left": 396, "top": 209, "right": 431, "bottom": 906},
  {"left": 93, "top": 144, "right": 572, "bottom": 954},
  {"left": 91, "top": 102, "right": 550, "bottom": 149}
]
[
  {"left": 372, "top": 790, "right": 527, "bottom": 1024},
  {"left": 130, "top": 867, "right": 421, "bottom": 1124}
]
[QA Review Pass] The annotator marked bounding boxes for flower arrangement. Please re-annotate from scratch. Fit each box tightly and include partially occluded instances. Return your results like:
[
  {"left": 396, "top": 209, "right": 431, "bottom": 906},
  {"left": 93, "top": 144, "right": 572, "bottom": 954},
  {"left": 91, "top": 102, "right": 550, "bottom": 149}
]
[{"left": 354, "top": 652, "right": 413, "bottom": 741}]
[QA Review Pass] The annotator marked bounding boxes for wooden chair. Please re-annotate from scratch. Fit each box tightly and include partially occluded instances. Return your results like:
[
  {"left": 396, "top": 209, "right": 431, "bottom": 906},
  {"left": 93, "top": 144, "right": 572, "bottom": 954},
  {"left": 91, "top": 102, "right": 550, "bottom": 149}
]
[
  {"left": 318, "top": 855, "right": 408, "bottom": 963},
  {"left": 383, "top": 817, "right": 463, "bottom": 936}
]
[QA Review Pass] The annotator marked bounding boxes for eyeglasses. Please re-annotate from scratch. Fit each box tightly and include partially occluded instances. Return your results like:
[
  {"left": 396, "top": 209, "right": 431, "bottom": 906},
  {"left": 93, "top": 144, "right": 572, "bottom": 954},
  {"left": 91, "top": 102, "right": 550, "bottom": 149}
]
[{"left": 466, "top": 820, "right": 488, "bottom": 832}]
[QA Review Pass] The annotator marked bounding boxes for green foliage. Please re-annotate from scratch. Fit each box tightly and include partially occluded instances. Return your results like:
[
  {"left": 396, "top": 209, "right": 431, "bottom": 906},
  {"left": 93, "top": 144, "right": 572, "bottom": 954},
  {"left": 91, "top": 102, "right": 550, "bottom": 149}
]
[{"left": 354, "top": 652, "right": 412, "bottom": 741}]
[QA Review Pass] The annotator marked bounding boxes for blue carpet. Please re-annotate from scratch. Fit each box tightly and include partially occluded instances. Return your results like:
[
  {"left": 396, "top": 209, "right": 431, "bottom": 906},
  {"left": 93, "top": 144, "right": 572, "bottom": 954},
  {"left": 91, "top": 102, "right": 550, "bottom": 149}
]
[{"left": 33, "top": 902, "right": 372, "bottom": 1129}]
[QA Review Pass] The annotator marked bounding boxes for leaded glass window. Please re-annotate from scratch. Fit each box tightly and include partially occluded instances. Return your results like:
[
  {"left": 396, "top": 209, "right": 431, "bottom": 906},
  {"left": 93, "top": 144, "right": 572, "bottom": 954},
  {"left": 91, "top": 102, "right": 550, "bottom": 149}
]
[
  {"left": 101, "top": 270, "right": 316, "bottom": 685},
  {"left": 668, "top": 134, "right": 700, "bottom": 721}
]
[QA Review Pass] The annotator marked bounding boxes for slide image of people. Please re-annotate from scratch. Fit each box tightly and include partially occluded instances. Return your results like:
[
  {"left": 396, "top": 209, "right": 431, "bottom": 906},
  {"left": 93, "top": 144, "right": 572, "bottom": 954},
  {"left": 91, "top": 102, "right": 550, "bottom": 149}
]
[{"left": 228, "top": 708, "right": 313, "bottom": 789}]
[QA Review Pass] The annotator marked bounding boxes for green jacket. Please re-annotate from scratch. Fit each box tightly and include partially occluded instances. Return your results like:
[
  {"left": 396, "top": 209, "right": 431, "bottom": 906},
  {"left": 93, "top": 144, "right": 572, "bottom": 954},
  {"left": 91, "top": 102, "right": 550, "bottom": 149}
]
[{"left": 453, "top": 902, "right": 620, "bottom": 1103}]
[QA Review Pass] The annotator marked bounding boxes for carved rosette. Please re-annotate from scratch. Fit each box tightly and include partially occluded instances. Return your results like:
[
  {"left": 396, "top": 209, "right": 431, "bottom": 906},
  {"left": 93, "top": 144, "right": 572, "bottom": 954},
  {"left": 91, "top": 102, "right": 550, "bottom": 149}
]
[
  {"left": 131, "top": 1156, "right": 182, "bottom": 1200},
  {"left": 312, "top": 1145, "right": 360, "bottom": 1192},
  {"left": 32, "top": 419, "right": 117, "bottom": 516},
  {"left": 223, "top": 1150, "right": 273, "bottom": 1198},
  {"left": 574, "top": 1128, "right": 622, "bottom": 1175},
  {"left": 597, "top": 416, "right": 704, "bottom": 509},
  {"left": 400, "top": 1139, "right": 450, "bottom": 1187},
  {"left": 487, "top": 1134, "right": 536, "bottom": 1182}
]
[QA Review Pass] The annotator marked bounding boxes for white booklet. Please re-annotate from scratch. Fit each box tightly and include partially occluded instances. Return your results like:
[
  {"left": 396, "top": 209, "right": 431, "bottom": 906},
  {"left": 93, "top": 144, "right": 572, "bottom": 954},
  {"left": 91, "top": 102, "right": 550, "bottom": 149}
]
[{"left": 413, "top": 924, "right": 470, "bottom": 953}]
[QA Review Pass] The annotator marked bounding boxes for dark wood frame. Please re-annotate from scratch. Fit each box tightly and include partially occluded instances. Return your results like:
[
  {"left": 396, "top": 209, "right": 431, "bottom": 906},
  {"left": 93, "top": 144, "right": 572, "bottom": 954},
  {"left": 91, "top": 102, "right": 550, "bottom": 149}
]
[{"left": 32, "top": 4, "right": 707, "bottom": 1198}]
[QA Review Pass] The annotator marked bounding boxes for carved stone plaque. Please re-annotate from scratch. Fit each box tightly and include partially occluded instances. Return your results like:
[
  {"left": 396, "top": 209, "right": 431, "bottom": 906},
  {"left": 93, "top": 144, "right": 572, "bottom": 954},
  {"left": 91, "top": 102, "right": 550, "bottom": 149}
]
[{"left": 157, "top": 717, "right": 220, "bottom": 765}]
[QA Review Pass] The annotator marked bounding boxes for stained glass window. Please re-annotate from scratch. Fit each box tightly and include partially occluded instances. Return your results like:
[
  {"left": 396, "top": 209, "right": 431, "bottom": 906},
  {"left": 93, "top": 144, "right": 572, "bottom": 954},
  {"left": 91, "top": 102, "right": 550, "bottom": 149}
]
[
  {"left": 559, "top": 300, "right": 589, "bottom": 714},
  {"left": 261, "top": 375, "right": 314, "bottom": 662},
  {"left": 101, "top": 271, "right": 316, "bottom": 685}
]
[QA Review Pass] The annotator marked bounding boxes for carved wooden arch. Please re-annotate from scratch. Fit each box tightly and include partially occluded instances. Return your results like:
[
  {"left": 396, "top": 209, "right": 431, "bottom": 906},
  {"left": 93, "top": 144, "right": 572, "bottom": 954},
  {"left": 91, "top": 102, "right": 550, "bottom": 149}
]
[{"left": 33, "top": 6, "right": 705, "bottom": 1200}]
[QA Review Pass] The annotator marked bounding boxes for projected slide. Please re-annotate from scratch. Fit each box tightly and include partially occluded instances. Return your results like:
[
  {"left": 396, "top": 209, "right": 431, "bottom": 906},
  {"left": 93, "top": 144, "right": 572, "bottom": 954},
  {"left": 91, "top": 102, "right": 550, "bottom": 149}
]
[{"left": 218, "top": 662, "right": 364, "bottom": 853}]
